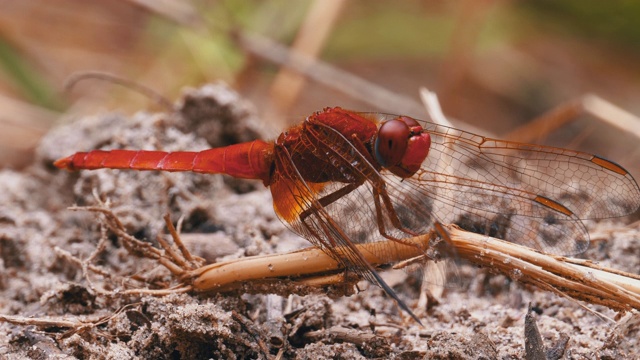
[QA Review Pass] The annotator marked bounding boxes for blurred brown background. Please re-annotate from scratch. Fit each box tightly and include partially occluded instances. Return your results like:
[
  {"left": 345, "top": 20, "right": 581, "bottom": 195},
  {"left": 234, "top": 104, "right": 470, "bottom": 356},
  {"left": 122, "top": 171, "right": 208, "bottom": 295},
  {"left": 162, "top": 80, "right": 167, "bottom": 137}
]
[{"left": 1, "top": 0, "right": 639, "bottom": 178}]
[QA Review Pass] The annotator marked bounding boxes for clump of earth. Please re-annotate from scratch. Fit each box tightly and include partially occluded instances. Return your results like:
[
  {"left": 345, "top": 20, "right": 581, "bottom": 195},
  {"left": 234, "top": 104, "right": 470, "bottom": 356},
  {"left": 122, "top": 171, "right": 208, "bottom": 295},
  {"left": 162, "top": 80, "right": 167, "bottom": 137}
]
[{"left": 0, "top": 83, "right": 638, "bottom": 359}]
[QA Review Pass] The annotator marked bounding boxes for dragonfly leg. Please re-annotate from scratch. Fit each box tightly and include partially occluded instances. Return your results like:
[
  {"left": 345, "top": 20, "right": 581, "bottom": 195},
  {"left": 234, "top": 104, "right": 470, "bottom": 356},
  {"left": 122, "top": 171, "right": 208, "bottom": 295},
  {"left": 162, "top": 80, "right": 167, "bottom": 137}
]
[
  {"left": 275, "top": 143, "right": 423, "bottom": 325},
  {"left": 306, "top": 214, "right": 424, "bottom": 326},
  {"left": 298, "top": 182, "right": 361, "bottom": 223},
  {"left": 296, "top": 178, "right": 425, "bottom": 254},
  {"left": 347, "top": 134, "right": 424, "bottom": 248},
  {"left": 370, "top": 184, "right": 429, "bottom": 255},
  {"left": 430, "top": 222, "right": 459, "bottom": 259}
]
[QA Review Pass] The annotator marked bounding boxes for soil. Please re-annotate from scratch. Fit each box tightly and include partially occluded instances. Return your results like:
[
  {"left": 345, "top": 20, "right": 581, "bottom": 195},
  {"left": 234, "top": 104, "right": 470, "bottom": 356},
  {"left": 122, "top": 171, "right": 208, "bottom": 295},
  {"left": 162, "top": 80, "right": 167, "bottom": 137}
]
[{"left": 0, "top": 83, "right": 638, "bottom": 359}]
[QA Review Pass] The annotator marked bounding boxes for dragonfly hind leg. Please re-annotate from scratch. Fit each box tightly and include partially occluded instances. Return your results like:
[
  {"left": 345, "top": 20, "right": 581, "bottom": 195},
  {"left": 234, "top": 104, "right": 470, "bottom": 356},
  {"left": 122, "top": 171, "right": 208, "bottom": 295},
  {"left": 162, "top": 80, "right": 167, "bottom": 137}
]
[{"left": 371, "top": 183, "right": 431, "bottom": 254}]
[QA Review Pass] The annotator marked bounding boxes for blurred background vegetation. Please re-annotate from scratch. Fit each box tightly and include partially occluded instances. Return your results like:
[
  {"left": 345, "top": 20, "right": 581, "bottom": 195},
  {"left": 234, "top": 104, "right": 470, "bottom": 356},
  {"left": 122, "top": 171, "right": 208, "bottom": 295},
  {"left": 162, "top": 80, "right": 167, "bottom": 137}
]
[{"left": 0, "top": 0, "right": 639, "bottom": 178}]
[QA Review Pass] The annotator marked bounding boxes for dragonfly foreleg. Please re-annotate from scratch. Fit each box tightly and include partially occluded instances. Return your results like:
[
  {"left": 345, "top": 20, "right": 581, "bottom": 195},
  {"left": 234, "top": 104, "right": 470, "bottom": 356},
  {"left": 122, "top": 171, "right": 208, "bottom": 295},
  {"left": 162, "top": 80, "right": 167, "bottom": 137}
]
[{"left": 348, "top": 133, "right": 425, "bottom": 251}]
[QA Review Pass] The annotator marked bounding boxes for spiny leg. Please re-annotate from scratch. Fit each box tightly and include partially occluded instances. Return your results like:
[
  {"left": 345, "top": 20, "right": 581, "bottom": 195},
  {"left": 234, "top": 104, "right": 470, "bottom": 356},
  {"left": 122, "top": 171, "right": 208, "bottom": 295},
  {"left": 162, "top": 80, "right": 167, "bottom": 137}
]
[
  {"left": 431, "top": 222, "right": 458, "bottom": 259},
  {"left": 370, "top": 184, "right": 428, "bottom": 254},
  {"left": 303, "top": 208, "right": 424, "bottom": 325},
  {"left": 298, "top": 182, "right": 361, "bottom": 225},
  {"left": 275, "top": 145, "right": 423, "bottom": 325},
  {"left": 345, "top": 134, "right": 424, "bottom": 246}
]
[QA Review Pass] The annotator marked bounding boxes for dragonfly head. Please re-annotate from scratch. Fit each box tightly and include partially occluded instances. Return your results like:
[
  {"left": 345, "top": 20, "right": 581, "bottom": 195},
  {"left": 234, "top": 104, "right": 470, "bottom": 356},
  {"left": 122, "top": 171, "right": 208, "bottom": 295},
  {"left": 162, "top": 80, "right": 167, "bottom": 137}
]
[{"left": 374, "top": 116, "right": 431, "bottom": 178}]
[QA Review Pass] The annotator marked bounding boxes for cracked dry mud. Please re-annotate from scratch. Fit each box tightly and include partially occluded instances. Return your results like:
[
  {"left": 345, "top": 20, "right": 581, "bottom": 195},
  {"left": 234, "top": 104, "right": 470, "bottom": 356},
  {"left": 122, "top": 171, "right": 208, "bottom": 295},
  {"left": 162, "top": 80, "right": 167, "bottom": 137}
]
[{"left": 0, "top": 83, "right": 638, "bottom": 359}]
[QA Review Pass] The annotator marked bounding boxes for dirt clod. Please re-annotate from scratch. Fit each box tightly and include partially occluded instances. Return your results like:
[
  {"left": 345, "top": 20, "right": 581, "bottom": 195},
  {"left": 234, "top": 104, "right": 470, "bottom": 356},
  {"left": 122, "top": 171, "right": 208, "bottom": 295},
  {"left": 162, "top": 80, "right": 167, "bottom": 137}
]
[{"left": 1, "top": 83, "right": 638, "bottom": 359}]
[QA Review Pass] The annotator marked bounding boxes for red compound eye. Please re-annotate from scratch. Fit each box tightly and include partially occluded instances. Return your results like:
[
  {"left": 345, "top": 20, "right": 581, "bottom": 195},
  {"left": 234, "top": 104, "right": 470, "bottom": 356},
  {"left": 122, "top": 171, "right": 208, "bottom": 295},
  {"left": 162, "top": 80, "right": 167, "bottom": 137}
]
[
  {"left": 374, "top": 119, "right": 411, "bottom": 167},
  {"left": 374, "top": 116, "right": 431, "bottom": 178}
]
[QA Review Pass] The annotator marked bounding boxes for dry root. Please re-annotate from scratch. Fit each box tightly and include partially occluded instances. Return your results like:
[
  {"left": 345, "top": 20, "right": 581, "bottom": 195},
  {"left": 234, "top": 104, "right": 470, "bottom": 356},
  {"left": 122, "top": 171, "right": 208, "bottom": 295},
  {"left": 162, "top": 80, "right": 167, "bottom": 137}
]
[
  {"left": 76, "top": 204, "right": 640, "bottom": 312},
  {"left": 8, "top": 203, "right": 639, "bottom": 336},
  {"left": 190, "top": 224, "right": 640, "bottom": 312}
]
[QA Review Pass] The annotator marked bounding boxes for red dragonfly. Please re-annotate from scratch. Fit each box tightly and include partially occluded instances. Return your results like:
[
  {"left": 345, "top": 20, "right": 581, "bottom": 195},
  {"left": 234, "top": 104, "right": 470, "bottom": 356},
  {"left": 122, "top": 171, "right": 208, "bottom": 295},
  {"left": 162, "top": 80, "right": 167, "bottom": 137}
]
[{"left": 55, "top": 107, "right": 640, "bottom": 323}]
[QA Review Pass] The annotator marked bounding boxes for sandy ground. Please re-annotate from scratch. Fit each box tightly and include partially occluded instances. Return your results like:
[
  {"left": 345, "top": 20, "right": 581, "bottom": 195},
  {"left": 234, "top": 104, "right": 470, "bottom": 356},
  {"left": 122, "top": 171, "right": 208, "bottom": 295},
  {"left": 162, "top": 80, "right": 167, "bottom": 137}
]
[{"left": 0, "top": 84, "right": 638, "bottom": 359}]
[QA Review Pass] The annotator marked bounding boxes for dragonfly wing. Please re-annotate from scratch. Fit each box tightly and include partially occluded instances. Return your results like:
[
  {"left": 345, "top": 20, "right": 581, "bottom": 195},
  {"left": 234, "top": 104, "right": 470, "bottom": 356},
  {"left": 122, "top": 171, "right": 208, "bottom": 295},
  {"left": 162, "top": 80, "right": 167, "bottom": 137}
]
[
  {"left": 269, "top": 121, "right": 410, "bottom": 275},
  {"left": 355, "top": 112, "right": 640, "bottom": 255},
  {"left": 396, "top": 120, "right": 640, "bottom": 255},
  {"left": 420, "top": 121, "right": 640, "bottom": 220},
  {"left": 269, "top": 138, "right": 423, "bottom": 322},
  {"left": 381, "top": 171, "right": 590, "bottom": 255}
]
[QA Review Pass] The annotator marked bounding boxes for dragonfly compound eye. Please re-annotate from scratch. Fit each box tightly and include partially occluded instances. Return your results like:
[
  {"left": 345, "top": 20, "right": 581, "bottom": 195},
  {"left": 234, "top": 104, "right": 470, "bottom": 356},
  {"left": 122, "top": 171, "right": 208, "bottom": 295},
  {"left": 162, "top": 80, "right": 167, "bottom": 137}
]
[
  {"left": 375, "top": 116, "right": 431, "bottom": 178},
  {"left": 375, "top": 119, "right": 411, "bottom": 167}
]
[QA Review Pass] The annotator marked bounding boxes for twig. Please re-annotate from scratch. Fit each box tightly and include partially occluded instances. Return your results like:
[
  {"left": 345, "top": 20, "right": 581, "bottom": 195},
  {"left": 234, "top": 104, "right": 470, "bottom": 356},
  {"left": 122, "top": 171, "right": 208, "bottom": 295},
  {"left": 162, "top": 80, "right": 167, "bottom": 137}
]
[
  {"left": 303, "top": 326, "right": 388, "bottom": 346},
  {"left": 64, "top": 71, "right": 175, "bottom": 111},
  {"left": 269, "top": 0, "right": 346, "bottom": 111},
  {"left": 190, "top": 225, "right": 640, "bottom": 312},
  {"left": 231, "top": 311, "right": 271, "bottom": 358},
  {"left": 65, "top": 202, "right": 640, "bottom": 312},
  {"left": 419, "top": 87, "right": 453, "bottom": 127},
  {"left": 62, "top": 205, "right": 201, "bottom": 298},
  {"left": 302, "top": 326, "right": 391, "bottom": 357},
  {"left": 69, "top": 206, "right": 163, "bottom": 259},
  {"left": 446, "top": 226, "right": 640, "bottom": 310},
  {"left": 190, "top": 231, "right": 429, "bottom": 291},
  {"left": 156, "top": 233, "right": 187, "bottom": 270},
  {"left": 505, "top": 94, "right": 640, "bottom": 144},
  {"left": 264, "top": 294, "right": 285, "bottom": 349},
  {"left": 163, "top": 213, "right": 197, "bottom": 264},
  {"left": 234, "top": 31, "right": 428, "bottom": 118},
  {"left": 0, "top": 303, "right": 143, "bottom": 340},
  {"left": 0, "top": 314, "right": 81, "bottom": 329}
]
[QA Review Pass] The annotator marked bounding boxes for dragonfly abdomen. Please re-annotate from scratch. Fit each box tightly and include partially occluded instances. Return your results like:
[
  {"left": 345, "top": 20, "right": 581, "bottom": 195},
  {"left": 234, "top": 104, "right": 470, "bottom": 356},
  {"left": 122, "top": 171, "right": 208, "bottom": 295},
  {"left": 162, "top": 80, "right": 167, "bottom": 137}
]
[{"left": 54, "top": 140, "right": 275, "bottom": 183}]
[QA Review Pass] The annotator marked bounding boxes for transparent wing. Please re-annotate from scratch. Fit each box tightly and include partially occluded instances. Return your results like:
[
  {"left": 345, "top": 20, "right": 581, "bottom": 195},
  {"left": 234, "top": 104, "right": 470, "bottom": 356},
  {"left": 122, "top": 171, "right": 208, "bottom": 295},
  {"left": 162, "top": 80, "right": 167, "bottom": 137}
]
[
  {"left": 270, "top": 110, "right": 640, "bottom": 270},
  {"left": 268, "top": 126, "right": 423, "bottom": 320},
  {"left": 381, "top": 170, "right": 590, "bottom": 254},
  {"left": 269, "top": 121, "right": 421, "bottom": 273},
  {"left": 366, "top": 113, "right": 640, "bottom": 254},
  {"left": 297, "top": 113, "right": 640, "bottom": 257},
  {"left": 418, "top": 120, "right": 640, "bottom": 220}
]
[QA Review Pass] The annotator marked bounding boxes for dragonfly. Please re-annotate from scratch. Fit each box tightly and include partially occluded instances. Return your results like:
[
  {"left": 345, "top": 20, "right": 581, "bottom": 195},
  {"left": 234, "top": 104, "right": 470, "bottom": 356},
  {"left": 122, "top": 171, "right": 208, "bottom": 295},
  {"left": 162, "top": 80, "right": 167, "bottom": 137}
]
[{"left": 55, "top": 107, "right": 640, "bottom": 324}]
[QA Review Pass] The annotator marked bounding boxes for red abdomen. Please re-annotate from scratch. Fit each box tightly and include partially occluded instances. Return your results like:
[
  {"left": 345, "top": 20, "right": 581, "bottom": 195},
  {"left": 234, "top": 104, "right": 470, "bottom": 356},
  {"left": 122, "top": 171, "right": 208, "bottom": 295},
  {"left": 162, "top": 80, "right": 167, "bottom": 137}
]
[{"left": 54, "top": 140, "right": 275, "bottom": 184}]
